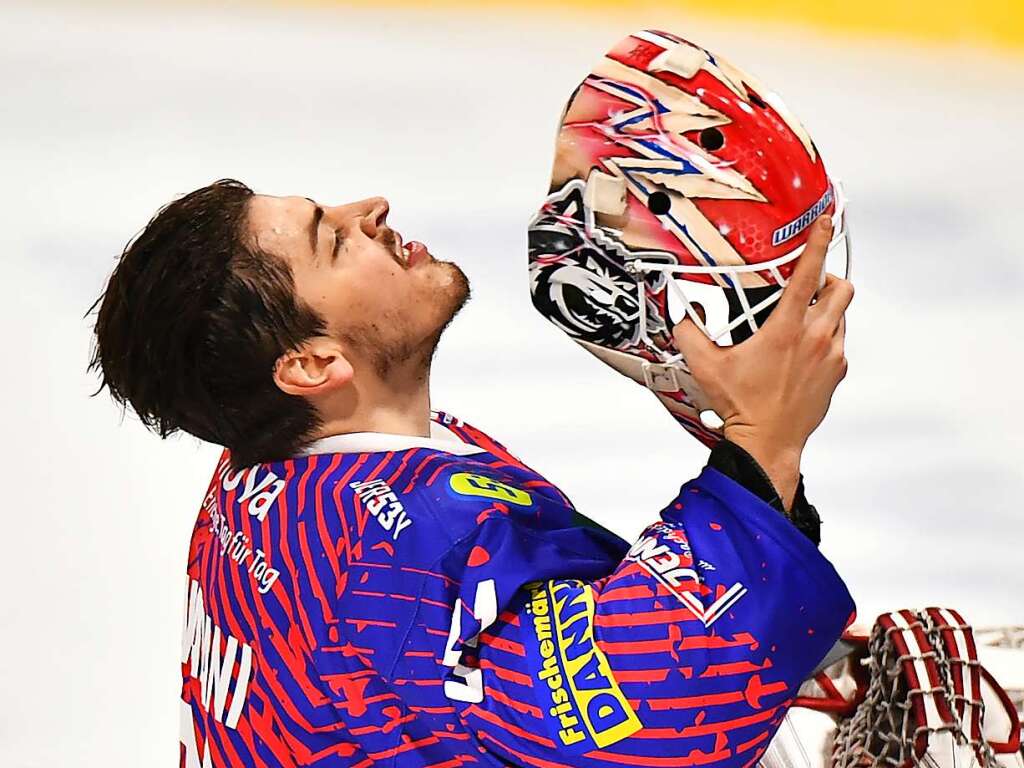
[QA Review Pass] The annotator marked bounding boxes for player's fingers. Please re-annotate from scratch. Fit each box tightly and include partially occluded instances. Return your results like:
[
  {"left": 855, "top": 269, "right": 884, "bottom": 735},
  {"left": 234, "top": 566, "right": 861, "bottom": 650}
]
[
  {"left": 808, "top": 284, "right": 850, "bottom": 344},
  {"left": 810, "top": 274, "right": 855, "bottom": 322},
  {"left": 831, "top": 329, "right": 849, "bottom": 382},
  {"left": 672, "top": 317, "right": 718, "bottom": 369},
  {"left": 832, "top": 314, "right": 846, "bottom": 340},
  {"left": 774, "top": 216, "right": 832, "bottom": 321}
]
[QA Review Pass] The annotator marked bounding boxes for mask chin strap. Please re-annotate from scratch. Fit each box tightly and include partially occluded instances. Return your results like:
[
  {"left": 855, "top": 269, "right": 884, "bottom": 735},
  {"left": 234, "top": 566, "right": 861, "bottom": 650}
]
[
  {"left": 574, "top": 339, "right": 687, "bottom": 393},
  {"left": 640, "top": 354, "right": 686, "bottom": 392},
  {"left": 575, "top": 338, "right": 721, "bottom": 438}
]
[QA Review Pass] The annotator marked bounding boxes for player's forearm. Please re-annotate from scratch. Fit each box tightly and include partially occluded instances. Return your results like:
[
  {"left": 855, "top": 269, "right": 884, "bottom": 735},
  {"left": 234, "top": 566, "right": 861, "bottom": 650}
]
[
  {"left": 707, "top": 438, "right": 821, "bottom": 544},
  {"left": 718, "top": 426, "right": 802, "bottom": 511}
]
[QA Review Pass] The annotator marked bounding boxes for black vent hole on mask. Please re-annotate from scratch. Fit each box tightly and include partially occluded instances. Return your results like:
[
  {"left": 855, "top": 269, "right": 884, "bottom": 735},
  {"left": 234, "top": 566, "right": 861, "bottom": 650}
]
[
  {"left": 699, "top": 127, "right": 725, "bottom": 151},
  {"left": 647, "top": 191, "right": 671, "bottom": 215},
  {"left": 747, "top": 90, "right": 768, "bottom": 109}
]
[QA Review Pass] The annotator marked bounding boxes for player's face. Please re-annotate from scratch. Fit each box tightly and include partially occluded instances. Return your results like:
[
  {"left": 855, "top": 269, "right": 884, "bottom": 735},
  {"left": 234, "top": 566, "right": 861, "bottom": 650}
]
[{"left": 246, "top": 194, "right": 469, "bottom": 377}]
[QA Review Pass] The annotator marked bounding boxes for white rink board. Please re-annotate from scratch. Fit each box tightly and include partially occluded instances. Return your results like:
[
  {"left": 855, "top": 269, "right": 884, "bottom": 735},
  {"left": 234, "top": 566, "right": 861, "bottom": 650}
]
[{"left": 1, "top": 3, "right": 1022, "bottom": 766}]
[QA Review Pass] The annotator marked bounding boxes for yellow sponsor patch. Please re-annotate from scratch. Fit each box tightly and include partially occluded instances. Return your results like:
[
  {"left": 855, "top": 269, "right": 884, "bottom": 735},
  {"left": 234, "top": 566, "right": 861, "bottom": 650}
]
[
  {"left": 448, "top": 472, "right": 532, "bottom": 506},
  {"left": 523, "top": 580, "right": 642, "bottom": 751}
]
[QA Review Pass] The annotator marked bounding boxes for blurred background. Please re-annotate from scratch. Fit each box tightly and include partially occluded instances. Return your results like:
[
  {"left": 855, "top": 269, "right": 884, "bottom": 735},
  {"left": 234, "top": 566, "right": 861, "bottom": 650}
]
[{"left": 1, "top": 0, "right": 1021, "bottom": 765}]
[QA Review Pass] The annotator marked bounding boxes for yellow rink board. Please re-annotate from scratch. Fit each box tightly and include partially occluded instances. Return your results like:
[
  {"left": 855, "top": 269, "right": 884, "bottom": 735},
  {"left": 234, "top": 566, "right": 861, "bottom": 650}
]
[{"left": 301, "top": 0, "right": 1024, "bottom": 51}]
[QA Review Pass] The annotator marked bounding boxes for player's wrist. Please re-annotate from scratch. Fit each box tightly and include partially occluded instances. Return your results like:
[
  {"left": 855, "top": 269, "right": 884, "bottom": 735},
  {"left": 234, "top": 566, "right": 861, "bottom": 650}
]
[{"left": 721, "top": 428, "right": 803, "bottom": 512}]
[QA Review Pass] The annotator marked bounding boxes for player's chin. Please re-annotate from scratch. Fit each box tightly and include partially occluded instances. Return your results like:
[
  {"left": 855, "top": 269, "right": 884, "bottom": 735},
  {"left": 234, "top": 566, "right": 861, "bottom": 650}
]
[
  {"left": 428, "top": 261, "right": 469, "bottom": 305},
  {"left": 411, "top": 268, "right": 470, "bottom": 353},
  {"left": 426, "top": 261, "right": 470, "bottom": 330}
]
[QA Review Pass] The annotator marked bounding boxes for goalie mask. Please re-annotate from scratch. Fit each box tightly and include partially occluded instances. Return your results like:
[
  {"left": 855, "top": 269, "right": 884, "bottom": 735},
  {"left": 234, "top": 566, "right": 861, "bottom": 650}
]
[{"left": 528, "top": 29, "right": 850, "bottom": 445}]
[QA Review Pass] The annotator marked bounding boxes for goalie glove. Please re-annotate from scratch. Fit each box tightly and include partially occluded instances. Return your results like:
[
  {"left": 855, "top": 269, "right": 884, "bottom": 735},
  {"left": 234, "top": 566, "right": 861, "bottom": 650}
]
[{"left": 760, "top": 608, "right": 1023, "bottom": 768}]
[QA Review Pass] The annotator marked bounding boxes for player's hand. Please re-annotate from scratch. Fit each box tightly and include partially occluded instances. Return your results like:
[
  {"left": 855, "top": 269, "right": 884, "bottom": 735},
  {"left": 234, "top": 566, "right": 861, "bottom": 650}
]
[{"left": 672, "top": 216, "right": 853, "bottom": 509}]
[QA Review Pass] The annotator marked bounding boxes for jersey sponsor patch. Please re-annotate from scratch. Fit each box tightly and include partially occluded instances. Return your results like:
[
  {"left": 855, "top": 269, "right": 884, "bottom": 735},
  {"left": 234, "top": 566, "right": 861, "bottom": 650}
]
[
  {"left": 626, "top": 522, "right": 747, "bottom": 627},
  {"left": 350, "top": 479, "right": 413, "bottom": 540},
  {"left": 522, "top": 579, "right": 641, "bottom": 752},
  {"left": 208, "top": 508, "right": 281, "bottom": 595},
  {"left": 218, "top": 458, "right": 285, "bottom": 523},
  {"left": 448, "top": 472, "right": 533, "bottom": 506}
]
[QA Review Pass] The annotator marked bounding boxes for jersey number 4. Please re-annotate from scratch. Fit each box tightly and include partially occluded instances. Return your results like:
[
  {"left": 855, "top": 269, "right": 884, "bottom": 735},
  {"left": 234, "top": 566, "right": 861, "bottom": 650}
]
[{"left": 442, "top": 579, "right": 497, "bottom": 703}]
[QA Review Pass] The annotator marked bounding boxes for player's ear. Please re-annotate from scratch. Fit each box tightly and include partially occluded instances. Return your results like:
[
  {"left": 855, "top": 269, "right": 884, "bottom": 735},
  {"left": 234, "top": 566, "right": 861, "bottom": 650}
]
[{"left": 273, "top": 337, "right": 354, "bottom": 397}]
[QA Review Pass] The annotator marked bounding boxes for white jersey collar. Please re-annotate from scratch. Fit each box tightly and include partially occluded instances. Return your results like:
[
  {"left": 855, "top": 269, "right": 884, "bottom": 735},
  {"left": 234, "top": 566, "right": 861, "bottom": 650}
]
[{"left": 298, "top": 420, "right": 484, "bottom": 457}]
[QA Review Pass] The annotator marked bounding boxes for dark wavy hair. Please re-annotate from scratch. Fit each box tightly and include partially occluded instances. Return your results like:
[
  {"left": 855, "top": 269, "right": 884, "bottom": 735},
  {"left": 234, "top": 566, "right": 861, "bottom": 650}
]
[{"left": 89, "top": 179, "right": 325, "bottom": 468}]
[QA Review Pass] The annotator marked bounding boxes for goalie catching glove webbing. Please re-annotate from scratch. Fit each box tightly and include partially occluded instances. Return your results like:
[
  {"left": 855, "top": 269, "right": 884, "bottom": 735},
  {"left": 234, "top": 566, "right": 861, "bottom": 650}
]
[{"left": 760, "top": 607, "right": 1022, "bottom": 768}]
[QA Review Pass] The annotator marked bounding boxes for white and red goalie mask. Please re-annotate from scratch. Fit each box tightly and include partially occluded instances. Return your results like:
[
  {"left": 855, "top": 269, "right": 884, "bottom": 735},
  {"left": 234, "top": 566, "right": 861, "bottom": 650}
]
[{"left": 528, "top": 29, "right": 851, "bottom": 445}]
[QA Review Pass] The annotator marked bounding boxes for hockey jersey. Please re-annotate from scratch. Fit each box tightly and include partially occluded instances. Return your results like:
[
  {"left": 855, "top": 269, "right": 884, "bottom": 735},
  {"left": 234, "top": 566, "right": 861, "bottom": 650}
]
[{"left": 180, "top": 412, "right": 855, "bottom": 767}]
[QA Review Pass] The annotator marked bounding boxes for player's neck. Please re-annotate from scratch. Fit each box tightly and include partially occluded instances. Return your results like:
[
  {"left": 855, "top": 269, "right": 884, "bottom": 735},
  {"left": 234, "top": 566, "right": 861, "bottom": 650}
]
[{"left": 312, "top": 359, "right": 433, "bottom": 440}]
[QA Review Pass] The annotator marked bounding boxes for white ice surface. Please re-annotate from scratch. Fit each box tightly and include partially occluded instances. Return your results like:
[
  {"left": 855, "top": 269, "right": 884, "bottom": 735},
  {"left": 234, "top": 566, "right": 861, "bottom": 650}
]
[{"left": 1, "top": 3, "right": 1022, "bottom": 765}]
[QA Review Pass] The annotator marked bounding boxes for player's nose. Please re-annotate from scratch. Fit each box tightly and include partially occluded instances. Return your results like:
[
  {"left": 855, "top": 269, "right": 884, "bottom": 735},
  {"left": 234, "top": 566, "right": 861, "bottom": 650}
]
[
  {"left": 324, "top": 196, "right": 389, "bottom": 236},
  {"left": 361, "top": 197, "right": 389, "bottom": 238}
]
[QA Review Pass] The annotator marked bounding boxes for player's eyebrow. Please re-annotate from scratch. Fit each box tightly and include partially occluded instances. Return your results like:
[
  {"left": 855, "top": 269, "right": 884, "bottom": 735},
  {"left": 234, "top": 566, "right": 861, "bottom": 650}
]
[{"left": 306, "top": 198, "right": 323, "bottom": 258}]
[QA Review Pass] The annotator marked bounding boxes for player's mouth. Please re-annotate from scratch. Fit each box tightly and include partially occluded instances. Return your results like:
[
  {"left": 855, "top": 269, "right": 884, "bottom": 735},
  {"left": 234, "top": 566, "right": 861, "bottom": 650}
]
[
  {"left": 402, "top": 241, "right": 431, "bottom": 267},
  {"left": 385, "top": 228, "right": 432, "bottom": 269}
]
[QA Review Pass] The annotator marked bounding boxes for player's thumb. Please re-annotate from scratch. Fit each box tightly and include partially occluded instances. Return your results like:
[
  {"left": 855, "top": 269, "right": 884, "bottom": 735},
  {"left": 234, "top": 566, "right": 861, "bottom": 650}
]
[{"left": 672, "top": 317, "right": 716, "bottom": 368}]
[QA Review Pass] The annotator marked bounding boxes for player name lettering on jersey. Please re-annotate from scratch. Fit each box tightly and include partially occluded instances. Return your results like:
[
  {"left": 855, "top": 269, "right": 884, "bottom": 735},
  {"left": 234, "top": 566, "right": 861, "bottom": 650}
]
[
  {"left": 218, "top": 460, "right": 285, "bottom": 523},
  {"left": 349, "top": 479, "right": 413, "bottom": 540},
  {"left": 181, "top": 578, "right": 253, "bottom": 729}
]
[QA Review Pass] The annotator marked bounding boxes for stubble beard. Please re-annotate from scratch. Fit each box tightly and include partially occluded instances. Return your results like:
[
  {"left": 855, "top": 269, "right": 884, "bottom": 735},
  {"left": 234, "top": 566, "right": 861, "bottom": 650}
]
[{"left": 352, "top": 261, "right": 471, "bottom": 381}]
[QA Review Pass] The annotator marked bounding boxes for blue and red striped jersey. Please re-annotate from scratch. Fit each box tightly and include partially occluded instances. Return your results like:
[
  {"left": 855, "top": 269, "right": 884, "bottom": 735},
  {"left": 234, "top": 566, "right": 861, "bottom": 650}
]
[{"left": 180, "top": 412, "right": 854, "bottom": 767}]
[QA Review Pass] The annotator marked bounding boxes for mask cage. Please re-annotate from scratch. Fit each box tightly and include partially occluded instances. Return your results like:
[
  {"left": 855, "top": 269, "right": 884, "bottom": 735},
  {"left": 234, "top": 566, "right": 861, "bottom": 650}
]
[{"left": 627, "top": 182, "right": 851, "bottom": 362}]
